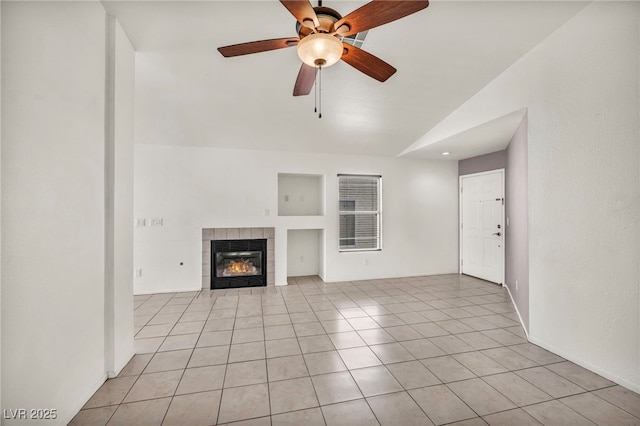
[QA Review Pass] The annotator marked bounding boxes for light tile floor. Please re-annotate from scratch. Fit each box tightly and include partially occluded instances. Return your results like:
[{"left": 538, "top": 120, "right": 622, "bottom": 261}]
[{"left": 71, "top": 274, "right": 640, "bottom": 426}]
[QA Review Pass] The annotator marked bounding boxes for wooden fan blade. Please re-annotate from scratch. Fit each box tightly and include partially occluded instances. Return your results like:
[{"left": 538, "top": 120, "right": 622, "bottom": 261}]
[
  {"left": 333, "top": 0, "right": 429, "bottom": 37},
  {"left": 341, "top": 44, "right": 396, "bottom": 82},
  {"left": 280, "top": 0, "right": 319, "bottom": 29},
  {"left": 293, "top": 64, "right": 317, "bottom": 96},
  {"left": 218, "top": 38, "right": 298, "bottom": 57}
]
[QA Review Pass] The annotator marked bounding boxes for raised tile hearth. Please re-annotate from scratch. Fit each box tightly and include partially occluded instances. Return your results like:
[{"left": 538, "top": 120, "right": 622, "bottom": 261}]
[{"left": 202, "top": 227, "right": 275, "bottom": 289}]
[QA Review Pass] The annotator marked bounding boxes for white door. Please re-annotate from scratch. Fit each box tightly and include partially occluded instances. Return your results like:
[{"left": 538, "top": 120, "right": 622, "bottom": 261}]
[{"left": 460, "top": 169, "right": 505, "bottom": 284}]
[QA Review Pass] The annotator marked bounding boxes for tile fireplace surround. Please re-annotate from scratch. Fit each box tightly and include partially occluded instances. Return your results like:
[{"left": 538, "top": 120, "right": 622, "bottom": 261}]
[{"left": 202, "top": 227, "right": 275, "bottom": 289}]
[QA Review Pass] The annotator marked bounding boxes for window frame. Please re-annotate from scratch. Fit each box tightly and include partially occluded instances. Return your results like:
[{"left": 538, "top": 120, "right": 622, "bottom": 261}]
[{"left": 337, "top": 174, "right": 382, "bottom": 252}]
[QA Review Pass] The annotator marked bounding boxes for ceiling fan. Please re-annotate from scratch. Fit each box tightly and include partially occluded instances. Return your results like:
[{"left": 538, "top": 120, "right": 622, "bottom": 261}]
[{"left": 217, "top": 0, "right": 429, "bottom": 97}]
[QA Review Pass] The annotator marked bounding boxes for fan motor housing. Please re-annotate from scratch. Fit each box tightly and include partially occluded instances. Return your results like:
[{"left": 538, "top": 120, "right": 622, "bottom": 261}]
[{"left": 297, "top": 6, "right": 343, "bottom": 38}]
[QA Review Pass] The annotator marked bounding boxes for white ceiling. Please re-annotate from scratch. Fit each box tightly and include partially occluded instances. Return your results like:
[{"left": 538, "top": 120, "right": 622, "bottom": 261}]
[{"left": 103, "top": 0, "right": 588, "bottom": 158}]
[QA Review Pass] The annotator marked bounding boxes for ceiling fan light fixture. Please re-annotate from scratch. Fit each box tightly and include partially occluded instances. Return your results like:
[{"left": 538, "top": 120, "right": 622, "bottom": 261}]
[{"left": 297, "top": 33, "right": 343, "bottom": 67}]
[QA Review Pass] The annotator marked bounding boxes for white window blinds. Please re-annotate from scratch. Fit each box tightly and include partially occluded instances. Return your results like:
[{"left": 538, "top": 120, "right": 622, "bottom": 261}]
[{"left": 338, "top": 174, "right": 382, "bottom": 251}]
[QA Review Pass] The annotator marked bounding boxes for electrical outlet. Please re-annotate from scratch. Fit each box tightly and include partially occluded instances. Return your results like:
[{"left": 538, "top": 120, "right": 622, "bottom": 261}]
[
  {"left": 264, "top": 209, "right": 270, "bottom": 216},
  {"left": 150, "top": 218, "right": 163, "bottom": 226},
  {"left": 284, "top": 195, "right": 289, "bottom": 202},
  {"left": 135, "top": 269, "right": 142, "bottom": 278},
  {"left": 135, "top": 218, "right": 146, "bottom": 227}
]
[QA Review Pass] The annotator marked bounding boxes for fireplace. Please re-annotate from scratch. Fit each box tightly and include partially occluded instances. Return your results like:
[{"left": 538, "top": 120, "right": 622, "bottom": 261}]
[{"left": 211, "top": 239, "right": 267, "bottom": 289}]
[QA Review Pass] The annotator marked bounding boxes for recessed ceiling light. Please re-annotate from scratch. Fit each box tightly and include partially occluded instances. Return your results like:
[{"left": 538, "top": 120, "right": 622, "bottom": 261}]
[{"left": 442, "top": 152, "right": 451, "bottom": 156}]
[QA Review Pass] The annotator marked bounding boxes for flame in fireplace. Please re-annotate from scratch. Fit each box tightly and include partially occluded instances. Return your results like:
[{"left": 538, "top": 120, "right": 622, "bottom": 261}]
[{"left": 224, "top": 259, "right": 257, "bottom": 276}]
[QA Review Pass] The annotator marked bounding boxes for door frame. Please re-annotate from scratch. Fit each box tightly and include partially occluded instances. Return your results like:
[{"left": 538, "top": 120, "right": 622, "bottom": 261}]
[{"left": 459, "top": 168, "right": 506, "bottom": 286}]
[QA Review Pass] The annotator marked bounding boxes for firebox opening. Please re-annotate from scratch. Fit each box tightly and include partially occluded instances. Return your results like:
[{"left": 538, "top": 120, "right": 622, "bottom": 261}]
[
  {"left": 211, "top": 239, "right": 267, "bottom": 289},
  {"left": 216, "top": 251, "right": 262, "bottom": 277}
]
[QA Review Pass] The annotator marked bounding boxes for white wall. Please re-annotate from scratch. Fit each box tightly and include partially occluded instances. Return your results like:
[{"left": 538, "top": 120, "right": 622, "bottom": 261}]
[
  {"left": 134, "top": 145, "right": 459, "bottom": 292},
  {"left": 1, "top": 2, "right": 135, "bottom": 423},
  {"left": 106, "top": 18, "right": 136, "bottom": 377},
  {"left": 2, "top": 2, "right": 107, "bottom": 423},
  {"left": 406, "top": 2, "right": 640, "bottom": 391}
]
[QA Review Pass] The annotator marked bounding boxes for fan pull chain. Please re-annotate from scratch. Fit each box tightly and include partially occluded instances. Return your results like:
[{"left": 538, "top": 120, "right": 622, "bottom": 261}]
[
  {"left": 314, "top": 67, "right": 318, "bottom": 113},
  {"left": 318, "top": 65, "right": 322, "bottom": 119}
]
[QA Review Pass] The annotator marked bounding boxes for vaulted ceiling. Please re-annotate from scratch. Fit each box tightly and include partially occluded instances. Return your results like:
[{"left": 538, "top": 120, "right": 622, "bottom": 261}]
[{"left": 103, "top": 1, "right": 588, "bottom": 158}]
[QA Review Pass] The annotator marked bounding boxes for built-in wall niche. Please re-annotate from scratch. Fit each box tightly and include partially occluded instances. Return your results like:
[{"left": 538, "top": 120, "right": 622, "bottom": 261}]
[
  {"left": 278, "top": 173, "right": 324, "bottom": 216},
  {"left": 287, "top": 229, "right": 324, "bottom": 279}
]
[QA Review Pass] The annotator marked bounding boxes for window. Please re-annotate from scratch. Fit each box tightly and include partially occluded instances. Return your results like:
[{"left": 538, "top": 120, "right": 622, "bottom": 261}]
[{"left": 338, "top": 174, "right": 382, "bottom": 251}]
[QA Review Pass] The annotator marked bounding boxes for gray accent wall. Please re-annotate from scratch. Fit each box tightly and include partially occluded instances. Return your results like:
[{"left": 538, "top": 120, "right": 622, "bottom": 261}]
[
  {"left": 458, "top": 150, "right": 507, "bottom": 176},
  {"left": 458, "top": 115, "right": 529, "bottom": 333},
  {"left": 505, "top": 114, "right": 529, "bottom": 332}
]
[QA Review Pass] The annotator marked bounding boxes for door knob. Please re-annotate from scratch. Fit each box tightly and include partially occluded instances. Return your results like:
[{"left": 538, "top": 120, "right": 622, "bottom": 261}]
[{"left": 492, "top": 232, "right": 501, "bottom": 237}]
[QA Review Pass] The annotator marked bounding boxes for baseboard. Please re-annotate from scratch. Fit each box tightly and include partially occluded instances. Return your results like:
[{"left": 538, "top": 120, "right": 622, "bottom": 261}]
[
  {"left": 504, "top": 284, "right": 639, "bottom": 393},
  {"left": 60, "top": 372, "right": 108, "bottom": 426},
  {"left": 108, "top": 347, "right": 136, "bottom": 378},
  {"left": 527, "top": 335, "right": 640, "bottom": 393},
  {"left": 63, "top": 348, "right": 136, "bottom": 423},
  {"left": 323, "top": 270, "right": 459, "bottom": 285},
  {"left": 504, "top": 284, "right": 529, "bottom": 338},
  {"left": 134, "top": 287, "right": 201, "bottom": 295}
]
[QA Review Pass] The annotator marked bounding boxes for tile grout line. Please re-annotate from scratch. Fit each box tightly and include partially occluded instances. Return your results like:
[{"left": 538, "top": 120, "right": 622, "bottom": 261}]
[{"left": 77, "top": 275, "right": 640, "bottom": 425}]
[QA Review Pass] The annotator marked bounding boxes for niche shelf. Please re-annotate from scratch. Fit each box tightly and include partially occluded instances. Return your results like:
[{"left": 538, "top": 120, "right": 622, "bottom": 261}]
[{"left": 278, "top": 173, "right": 324, "bottom": 216}]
